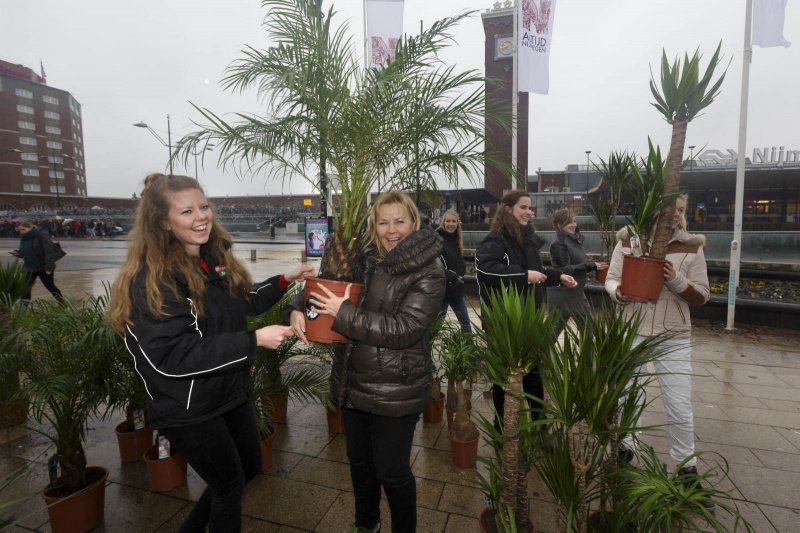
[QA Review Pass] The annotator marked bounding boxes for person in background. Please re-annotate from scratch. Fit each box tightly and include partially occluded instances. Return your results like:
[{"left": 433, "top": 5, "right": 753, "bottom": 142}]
[
  {"left": 10, "top": 219, "right": 63, "bottom": 301},
  {"left": 110, "top": 173, "right": 313, "bottom": 533},
  {"left": 605, "top": 193, "right": 714, "bottom": 510},
  {"left": 437, "top": 209, "right": 472, "bottom": 333},
  {"left": 475, "top": 190, "right": 576, "bottom": 428},
  {"left": 291, "top": 191, "right": 445, "bottom": 533},
  {"left": 546, "top": 208, "right": 608, "bottom": 337}
]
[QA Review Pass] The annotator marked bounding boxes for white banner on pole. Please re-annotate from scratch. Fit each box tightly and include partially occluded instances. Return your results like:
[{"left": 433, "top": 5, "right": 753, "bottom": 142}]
[
  {"left": 366, "top": 0, "right": 405, "bottom": 68},
  {"left": 518, "top": 0, "right": 558, "bottom": 94},
  {"left": 752, "top": 0, "right": 792, "bottom": 48}
]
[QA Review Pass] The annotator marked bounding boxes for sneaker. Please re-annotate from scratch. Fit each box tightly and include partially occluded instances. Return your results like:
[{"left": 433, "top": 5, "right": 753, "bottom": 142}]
[
  {"left": 618, "top": 444, "right": 634, "bottom": 464},
  {"left": 677, "top": 466, "right": 716, "bottom": 511},
  {"left": 351, "top": 520, "right": 381, "bottom": 533}
]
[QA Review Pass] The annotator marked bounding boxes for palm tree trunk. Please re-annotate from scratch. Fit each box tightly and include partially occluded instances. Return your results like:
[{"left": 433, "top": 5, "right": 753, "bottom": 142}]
[
  {"left": 451, "top": 381, "right": 478, "bottom": 441},
  {"left": 500, "top": 368, "right": 523, "bottom": 525},
  {"left": 319, "top": 227, "right": 362, "bottom": 281},
  {"left": 58, "top": 433, "right": 87, "bottom": 489},
  {"left": 649, "top": 118, "right": 688, "bottom": 260},
  {"left": 515, "top": 459, "right": 529, "bottom": 530}
]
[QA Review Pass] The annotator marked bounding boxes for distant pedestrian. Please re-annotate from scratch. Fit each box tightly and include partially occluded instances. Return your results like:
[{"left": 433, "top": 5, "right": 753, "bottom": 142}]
[
  {"left": 437, "top": 209, "right": 472, "bottom": 332},
  {"left": 10, "top": 220, "right": 63, "bottom": 301}
]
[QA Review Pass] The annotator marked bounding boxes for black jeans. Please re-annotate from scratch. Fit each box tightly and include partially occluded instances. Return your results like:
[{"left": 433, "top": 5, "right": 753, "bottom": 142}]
[
  {"left": 161, "top": 400, "right": 261, "bottom": 533},
  {"left": 342, "top": 407, "right": 419, "bottom": 533},
  {"left": 23, "top": 270, "right": 62, "bottom": 301}
]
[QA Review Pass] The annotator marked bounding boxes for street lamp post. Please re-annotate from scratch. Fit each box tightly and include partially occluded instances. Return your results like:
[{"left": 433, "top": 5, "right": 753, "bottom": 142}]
[
  {"left": 192, "top": 145, "right": 214, "bottom": 181},
  {"left": 41, "top": 149, "right": 63, "bottom": 210},
  {"left": 585, "top": 150, "right": 592, "bottom": 190},
  {"left": 0, "top": 148, "right": 22, "bottom": 159},
  {"left": 688, "top": 145, "right": 696, "bottom": 172},
  {"left": 133, "top": 115, "right": 174, "bottom": 174}
]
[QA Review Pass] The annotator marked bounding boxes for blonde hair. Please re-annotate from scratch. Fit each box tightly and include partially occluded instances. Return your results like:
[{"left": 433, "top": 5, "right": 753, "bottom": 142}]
[
  {"left": 363, "top": 191, "right": 421, "bottom": 257},
  {"left": 110, "top": 173, "right": 252, "bottom": 333},
  {"left": 437, "top": 209, "right": 463, "bottom": 253}
]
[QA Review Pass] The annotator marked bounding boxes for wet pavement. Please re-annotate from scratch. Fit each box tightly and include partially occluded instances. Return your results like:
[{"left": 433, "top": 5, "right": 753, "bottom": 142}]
[{"left": 1, "top": 237, "right": 799, "bottom": 532}]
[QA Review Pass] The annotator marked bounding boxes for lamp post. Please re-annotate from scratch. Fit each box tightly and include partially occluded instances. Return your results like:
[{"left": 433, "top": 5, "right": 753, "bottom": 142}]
[
  {"left": 191, "top": 145, "right": 214, "bottom": 181},
  {"left": 41, "top": 149, "right": 71, "bottom": 211},
  {"left": 688, "top": 145, "right": 696, "bottom": 172},
  {"left": 585, "top": 150, "right": 592, "bottom": 189},
  {"left": 133, "top": 114, "right": 173, "bottom": 174},
  {"left": 0, "top": 148, "right": 22, "bottom": 159}
]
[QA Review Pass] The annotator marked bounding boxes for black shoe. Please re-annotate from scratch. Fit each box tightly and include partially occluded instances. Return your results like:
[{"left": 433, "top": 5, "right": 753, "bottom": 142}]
[
  {"left": 351, "top": 520, "right": 380, "bottom": 533},
  {"left": 677, "top": 466, "right": 716, "bottom": 511},
  {"left": 618, "top": 444, "right": 634, "bottom": 464}
]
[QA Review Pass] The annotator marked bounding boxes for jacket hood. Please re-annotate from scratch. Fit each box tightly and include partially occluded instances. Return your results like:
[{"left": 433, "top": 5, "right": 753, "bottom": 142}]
[
  {"left": 378, "top": 225, "right": 443, "bottom": 276},
  {"left": 615, "top": 226, "right": 706, "bottom": 248}
]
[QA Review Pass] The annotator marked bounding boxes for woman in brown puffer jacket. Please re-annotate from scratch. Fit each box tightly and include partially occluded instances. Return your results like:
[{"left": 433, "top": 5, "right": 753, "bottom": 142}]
[{"left": 291, "top": 191, "right": 445, "bottom": 533}]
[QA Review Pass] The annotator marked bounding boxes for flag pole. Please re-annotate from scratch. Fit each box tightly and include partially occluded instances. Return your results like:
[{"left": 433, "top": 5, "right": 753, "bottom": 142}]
[
  {"left": 727, "top": 0, "right": 754, "bottom": 330},
  {"left": 512, "top": 0, "right": 519, "bottom": 188}
]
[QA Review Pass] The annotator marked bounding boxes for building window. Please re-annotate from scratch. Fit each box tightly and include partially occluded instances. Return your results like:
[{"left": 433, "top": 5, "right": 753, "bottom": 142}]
[
  {"left": 18, "top": 120, "right": 35, "bottom": 130},
  {"left": 44, "top": 110, "right": 60, "bottom": 120},
  {"left": 21, "top": 153, "right": 38, "bottom": 161},
  {"left": 46, "top": 156, "right": 64, "bottom": 164},
  {"left": 49, "top": 170, "right": 65, "bottom": 179},
  {"left": 20, "top": 136, "right": 37, "bottom": 146},
  {"left": 17, "top": 104, "right": 34, "bottom": 114},
  {"left": 46, "top": 140, "right": 62, "bottom": 150},
  {"left": 45, "top": 125, "right": 61, "bottom": 135},
  {"left": 22, "top": 168, "right": 40, "bottom": 177},
  {"left": 43, "top": 95, "right": 59, "bottom": 105},
  {"left": 51, "top": 185, "right": 65, "bottom": 194},
  {"left": 15, "top": 88, "right": 33, "bottom": 99},
  {"left": 23, "top": 184, "right": 42, "bottom": 192}
]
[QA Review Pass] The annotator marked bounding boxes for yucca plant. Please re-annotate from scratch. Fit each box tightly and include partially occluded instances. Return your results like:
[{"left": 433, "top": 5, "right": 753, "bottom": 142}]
[
  {"left": 648, "top": 43, "right": 728, "bottom": 260},
  {"left": 533, "top": 306, "right": 673, "bottom": 533},
  {"left": 612, "top": 448, "right": 753, "bottom": 533},
  {"left": 175, "top": 0, "right": 502, "bottom": 282},
  {"left": 2, "top": 295, "right": 122, "bottom": 493},
  {"left": 473, "top": 283, "right": 557, "bottom": 531},
  {"left": 589, "top": 151, "right": 635, "bottom": 261},
  {"left": 438, "top": 320, "right": 481, "bottom": 442},
  {"left": 623, "top": 139, "right": 682, "bottom": 256}
]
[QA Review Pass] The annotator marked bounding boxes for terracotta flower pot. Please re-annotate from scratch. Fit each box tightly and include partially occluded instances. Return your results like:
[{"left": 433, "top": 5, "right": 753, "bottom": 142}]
[
  {"left": 422, "top": 392, "right": 445, "bottom": 423},
  {"left": 260, "top": 431, "right": 276, "bottom": 473},
  {"left": 263, "top": 393, "right": 289, "bottom": 424},
  {"left": 114, "top": 422, "right": 153, "bottom": 463},
  {"left": 446, "top": 398, "right": 472, "bottom": 432},
  {"left": 326, "top": 404, "right": 345, "bottom": 434},
  {"left": 596, "top": 267, "right": 608, "bottom": 283},
  {"left": 0, "top": 398, "right": 28, "bottom": 429},
  {"left": 479, "top": 507, "right": 535, "bottom": 533},
  {"left": 449, "top": 433, "right": 479, "bottom": 469},
  {"left": 619, "top": 254, "right": 667, "bottom": 302},
  {"left": 303, "top": 277, "right": 364, "bottom": 343},
  {"left": 143, "top": 445, "right": 187, "bottom": 492},
  {"left": 42, "top": 466, "right": 108, "bottom": 533}
]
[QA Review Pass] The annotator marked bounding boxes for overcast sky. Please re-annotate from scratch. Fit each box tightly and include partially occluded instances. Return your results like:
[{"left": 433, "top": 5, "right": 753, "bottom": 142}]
[{"left": 1, "top": 0, "right": 796, "bottom": 199}]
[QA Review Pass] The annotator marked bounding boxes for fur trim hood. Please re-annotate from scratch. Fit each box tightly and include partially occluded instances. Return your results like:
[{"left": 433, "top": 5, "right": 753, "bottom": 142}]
[{"left": 615, "top": 227, "right": 706, "bottom": 249}]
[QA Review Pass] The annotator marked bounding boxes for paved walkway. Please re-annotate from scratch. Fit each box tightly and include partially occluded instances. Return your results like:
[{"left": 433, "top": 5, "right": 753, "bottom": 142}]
[{"left": 1, "top": 239, "right": 799, "bottom": 532}]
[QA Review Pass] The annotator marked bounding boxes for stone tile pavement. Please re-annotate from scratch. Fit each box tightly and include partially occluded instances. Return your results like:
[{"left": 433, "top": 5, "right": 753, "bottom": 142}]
[{"left": 1, "top": 239, "right": 799, "bottom": 532}]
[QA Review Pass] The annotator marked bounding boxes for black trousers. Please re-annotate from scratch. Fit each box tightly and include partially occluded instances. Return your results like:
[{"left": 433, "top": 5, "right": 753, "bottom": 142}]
[
  {"left": 23, "top": 270, "right": 62, "bottom": 301},
  {"left": 161, "top": 400, "right": 262, "bottom": 533}
]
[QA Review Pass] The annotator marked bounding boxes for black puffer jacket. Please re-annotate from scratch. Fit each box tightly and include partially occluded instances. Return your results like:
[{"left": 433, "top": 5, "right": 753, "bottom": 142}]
[
  {"left": 437, "top": 228, "right": 466, "bottom": 301},
  {"left": 125, "top": 246, "right": 288, "bottom": 429},
  {"left": 332, "top": 226, "right": 446, "bottom": 418},
  {"left": 475, "top": 223, "right": 562, "bottom": 309}
]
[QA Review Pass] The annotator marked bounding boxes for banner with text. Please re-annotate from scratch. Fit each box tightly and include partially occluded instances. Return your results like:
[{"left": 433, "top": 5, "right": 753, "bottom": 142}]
[
  {"left": 367, "top": 0, "right": 405, "bottom": 68},
  {"left": 518, "top": 0, "right": 558, "bottom": 94}
]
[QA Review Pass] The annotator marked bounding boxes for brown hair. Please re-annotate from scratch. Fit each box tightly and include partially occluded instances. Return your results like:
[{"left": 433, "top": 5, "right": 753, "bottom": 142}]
[
  {"left": 491, "top": 189, "right": 530, "bottom": 245},
  {"left": 18, "top": 220, "right": 35, "bottom": 230},
  {"left": 436, "top": 209, "right": 463, "bottom": 253},
  {"left": 110, "top": 173, "right": 252, "bottom": 333},
  {"left": 552, "top": 208, "right": 575, "bottom": 231},
  {"left": 363, "top": 191, "right": 421, "bottom": 257}
]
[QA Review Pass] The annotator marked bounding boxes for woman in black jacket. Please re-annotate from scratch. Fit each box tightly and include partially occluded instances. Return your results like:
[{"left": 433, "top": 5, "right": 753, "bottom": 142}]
[
  {"left": 475, "top": 190, "right": 576, "bottom": 427},
  {"left": 291, "top": 191, "right": 445, "bottom": 533},
  {"left": 436, "top": 209, "right": 472, "bottom": 332},
  {"left": 547, "top": 208, "right": 608, "bottom": 337},
  {"left": 11, "top": 220, "right": 62, "bottom": 301},
  {"left": 110, "top": 174, "right": 312, "bottom": 533}
]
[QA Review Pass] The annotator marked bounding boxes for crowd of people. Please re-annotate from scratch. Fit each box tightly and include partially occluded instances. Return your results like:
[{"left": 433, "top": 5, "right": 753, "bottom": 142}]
[
  {"left": 0, "top": 217, "right": 123, "bottom": 239},
  {"left": 8, "top": 175, "right": 713, "bottom": 530}
]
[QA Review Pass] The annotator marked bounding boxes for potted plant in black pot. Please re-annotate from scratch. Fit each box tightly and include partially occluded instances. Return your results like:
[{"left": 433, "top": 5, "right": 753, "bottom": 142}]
[
  {"left": 2, "top": 295, "right": 122, "bottom": 533},
  {"left": 175, "top": 0, "right": 500, "bottom": 343},
  {"left": 472, "top": 283, "right": 558, "bottom": 532}
]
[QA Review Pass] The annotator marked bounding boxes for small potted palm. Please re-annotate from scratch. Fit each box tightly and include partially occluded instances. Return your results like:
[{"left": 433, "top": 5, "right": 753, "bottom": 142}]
[
  {"left": 423, "top": 318, "right": 447, "bottom": 424},
  {"left": 2, "top": 295, "right": 121, "bottom": 533},
  {"left": 0, "top": 260, "right": 32, "bottom": 429},
  {"left": 438, "top": 320, "right": 481, "bottom": 468},
  {"left": 473, "top": 283, "right": 557, "bottom": 532}
]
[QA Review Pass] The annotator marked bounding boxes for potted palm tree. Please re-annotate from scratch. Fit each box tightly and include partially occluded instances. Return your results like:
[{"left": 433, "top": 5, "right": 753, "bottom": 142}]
[
  {"left": 587, "top": 151, "right": 634, "bottom": 281},
  {"left": 618, "top": 139, "right": 682, "bottom": 302},
  {"left": 0, "top": 260, "right": 32, "bottom": 429},
  {"left": 423, "top": 317, "right": 447, "bottom": 424},
  {"left": 175, "top": 0, "right": 499, "bottom": 341},
  {"left": 647, "top": 43, "right": 727, "bottom": 260},
  {"left": 2, "top": 295, "right": 121, "bottom": 533},
  {"left": 473, "top": 284, "right": 557, "bottom": 532},
  {"left": 438, "top": 320, "right": 481, "bottom": 468}
]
